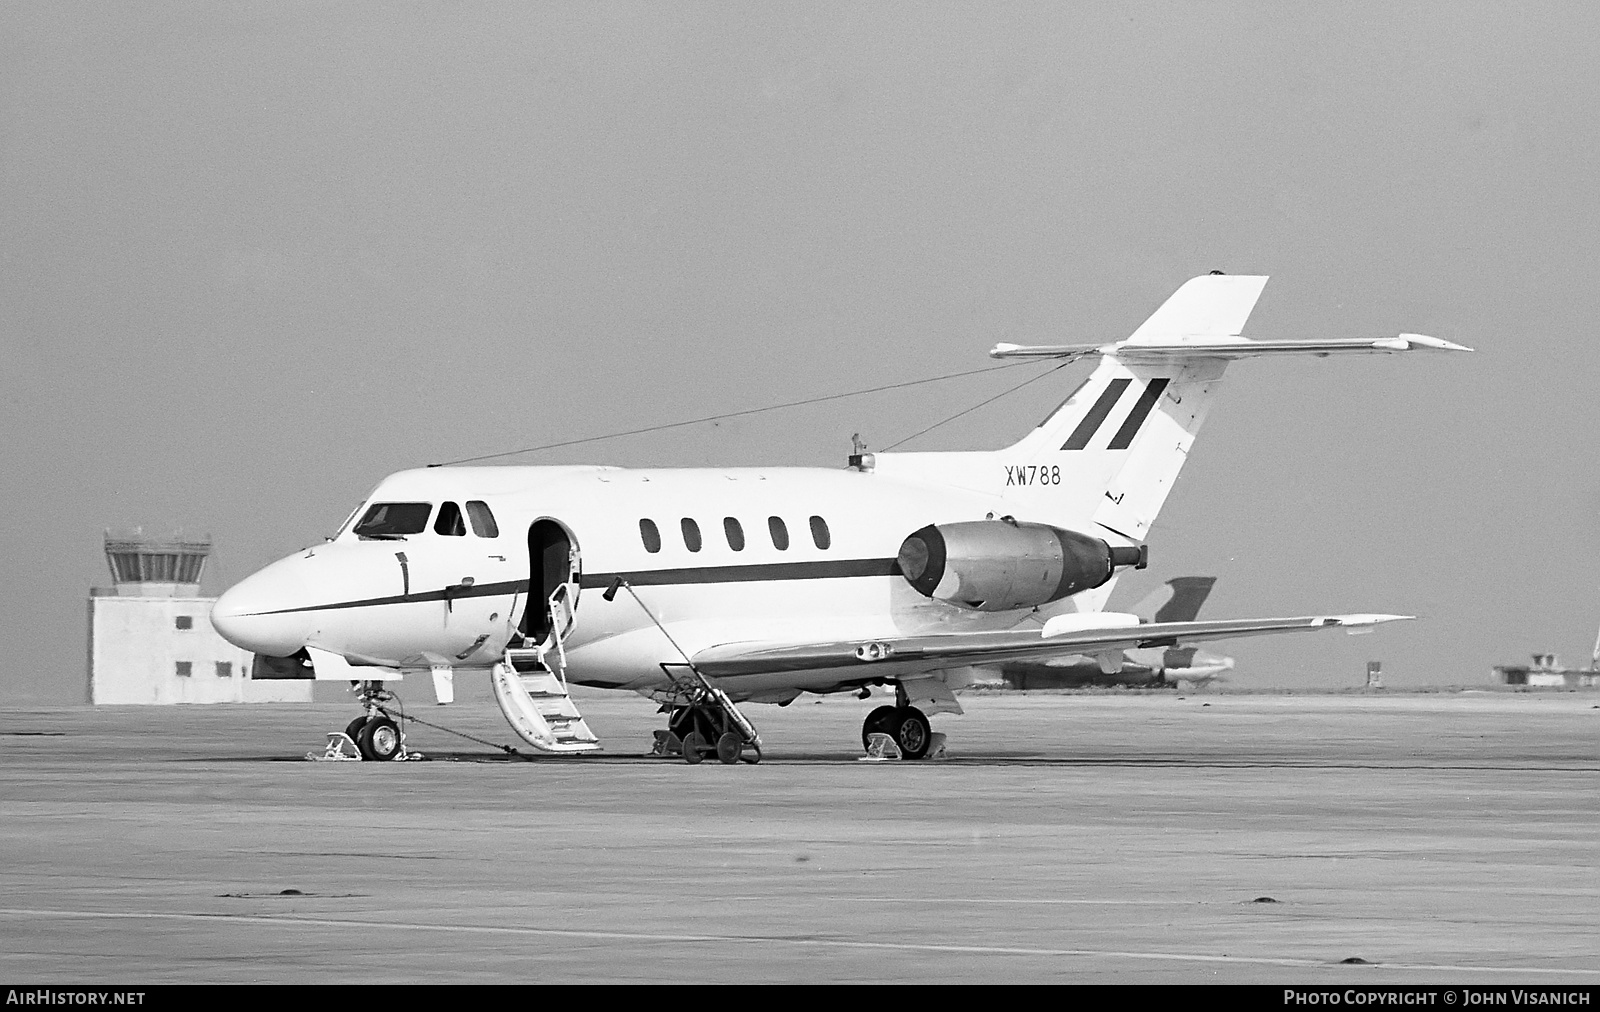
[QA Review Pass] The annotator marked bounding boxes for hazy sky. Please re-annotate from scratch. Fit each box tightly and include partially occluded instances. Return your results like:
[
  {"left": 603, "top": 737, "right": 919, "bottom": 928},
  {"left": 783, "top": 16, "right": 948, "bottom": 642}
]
[{"left": 5, "top": 3, "right": 1598, "bottom": 703}]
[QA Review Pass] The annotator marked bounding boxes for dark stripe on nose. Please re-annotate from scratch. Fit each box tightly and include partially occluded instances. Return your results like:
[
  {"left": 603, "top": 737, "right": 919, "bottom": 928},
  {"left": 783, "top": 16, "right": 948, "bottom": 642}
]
[
  {"left": 1060, "top": 378, "right": 1131, "bottom": 450},
  {"left": 1106, "top": 378, "right": 1170, "bottom": 450}
]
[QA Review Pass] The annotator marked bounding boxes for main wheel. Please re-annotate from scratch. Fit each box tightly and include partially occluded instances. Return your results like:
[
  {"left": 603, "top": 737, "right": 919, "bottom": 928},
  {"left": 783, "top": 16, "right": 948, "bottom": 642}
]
[
  {"left": 893, "top": 707, "right": 932, "bottom": 760},
  {"left": 343, "top": 716, "right": 368, "bottom": 743},
  {"left": 860, "top": 705, "right": 899, "bottom": 751},
  {"left": 682, "top": 730, "right": 706, "bottom": 765},
  {"left": 716, "top": 731, "right": 743, "bottom": 765},
  {"left": 357, "top": 716, "right": 403, "bottom": 761}
]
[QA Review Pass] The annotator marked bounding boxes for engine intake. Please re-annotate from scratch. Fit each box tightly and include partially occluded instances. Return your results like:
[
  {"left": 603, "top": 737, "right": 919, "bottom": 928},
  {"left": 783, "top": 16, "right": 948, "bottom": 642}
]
[{"left": 897, "top": 520, "right": 1147, "bottom": 612}]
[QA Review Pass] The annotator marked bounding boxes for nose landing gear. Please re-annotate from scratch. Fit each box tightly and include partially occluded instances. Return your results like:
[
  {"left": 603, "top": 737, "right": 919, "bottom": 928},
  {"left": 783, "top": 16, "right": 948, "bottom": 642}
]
[{"left": 308, "top": 681, "right": 421, "bottom": 762}]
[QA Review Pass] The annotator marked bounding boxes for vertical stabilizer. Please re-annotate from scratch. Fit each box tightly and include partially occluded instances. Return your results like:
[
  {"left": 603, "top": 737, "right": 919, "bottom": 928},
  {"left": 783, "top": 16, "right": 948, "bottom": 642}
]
[
  {"left": 997, "top": 276, "right": 1268, "bottom": 543},
  {"left": 1129, "top": 576, "right": 1218, "bottom": 624}
]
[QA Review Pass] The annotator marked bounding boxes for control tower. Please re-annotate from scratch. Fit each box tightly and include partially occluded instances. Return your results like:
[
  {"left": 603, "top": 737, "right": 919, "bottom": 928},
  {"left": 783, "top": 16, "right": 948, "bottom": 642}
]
[
  {"left": 87, "top": 530, "right": 311, "bottom": 705},
  {"left": 102, "top": 531, "right": 212, "bottom": 597}
]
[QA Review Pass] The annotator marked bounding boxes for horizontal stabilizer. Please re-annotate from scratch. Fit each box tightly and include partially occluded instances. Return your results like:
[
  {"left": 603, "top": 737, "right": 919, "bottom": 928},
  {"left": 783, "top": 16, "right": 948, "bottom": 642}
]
[{"left": 991, "top": 334, "right": 1472, "bottom": 361}]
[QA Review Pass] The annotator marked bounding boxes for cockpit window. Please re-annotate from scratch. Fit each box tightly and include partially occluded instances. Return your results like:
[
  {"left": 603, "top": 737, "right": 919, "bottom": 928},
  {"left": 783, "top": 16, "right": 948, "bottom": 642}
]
[
  {"left": 333, "top": 504, "right": 364, "bottom": 539},
  {"left": 465, "top": 501, "right": 499, "bottom": 538},
  {"left": 434, "top": 501, "right": 467, "bottom": 536},
  {"left": 352, "top": 502, "right": 432, "bottom": 539}
]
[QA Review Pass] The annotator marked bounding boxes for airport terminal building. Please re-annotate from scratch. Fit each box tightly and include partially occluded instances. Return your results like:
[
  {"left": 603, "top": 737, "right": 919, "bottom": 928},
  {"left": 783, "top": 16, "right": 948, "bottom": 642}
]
[{"left": 87, "top": 533, "right": 311, "bottom": 705}]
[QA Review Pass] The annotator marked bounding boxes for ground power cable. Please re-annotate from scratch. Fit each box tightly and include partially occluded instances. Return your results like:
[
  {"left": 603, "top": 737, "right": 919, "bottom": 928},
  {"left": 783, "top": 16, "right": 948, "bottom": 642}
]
[{"left": 430, "top": 359, "right": 1048, "bottom": 466}]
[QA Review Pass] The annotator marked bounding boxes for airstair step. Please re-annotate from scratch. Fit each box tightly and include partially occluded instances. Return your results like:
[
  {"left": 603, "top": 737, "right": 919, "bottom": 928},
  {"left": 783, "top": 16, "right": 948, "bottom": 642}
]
[{"left": 492, "top": 655, "right": 603, "bottom": 756}]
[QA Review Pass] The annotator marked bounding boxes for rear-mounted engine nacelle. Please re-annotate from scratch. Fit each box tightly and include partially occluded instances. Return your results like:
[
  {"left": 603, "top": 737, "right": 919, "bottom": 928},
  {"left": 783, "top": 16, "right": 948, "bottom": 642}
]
[{"left": 897, "top": 520, "right": 1146, "bottom": 612}]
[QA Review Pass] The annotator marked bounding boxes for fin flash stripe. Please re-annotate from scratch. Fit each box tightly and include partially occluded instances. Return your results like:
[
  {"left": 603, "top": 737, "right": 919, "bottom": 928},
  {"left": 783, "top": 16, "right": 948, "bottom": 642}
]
[
  {"left": 1060, "top": 379, "right": 1131, "bottom": 450},
  {"left": 1106, "top": 378, "right": 1169, "bottom": 450}
]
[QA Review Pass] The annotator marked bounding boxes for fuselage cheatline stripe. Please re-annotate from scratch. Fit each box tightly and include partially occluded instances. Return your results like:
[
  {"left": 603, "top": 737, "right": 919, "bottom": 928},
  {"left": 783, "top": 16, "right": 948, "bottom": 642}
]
[
  {"left": 243, "top": 559, "right": 902, "bottom": 617},
  {"left": 579, "top": 558, "right": 901, "bottom": 589},
  {"left": 1060, "top": 378, "right": 1131, "bottom": 450},
  {"left": 1106, "top": 378, "right": 1170, "bottom": 450}
]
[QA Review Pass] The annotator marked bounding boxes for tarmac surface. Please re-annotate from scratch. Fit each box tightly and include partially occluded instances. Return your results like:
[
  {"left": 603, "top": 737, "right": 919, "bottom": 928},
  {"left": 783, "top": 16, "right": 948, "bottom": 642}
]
[{"left": 1, "top": 689, "right": 1595, "bottom": 984}]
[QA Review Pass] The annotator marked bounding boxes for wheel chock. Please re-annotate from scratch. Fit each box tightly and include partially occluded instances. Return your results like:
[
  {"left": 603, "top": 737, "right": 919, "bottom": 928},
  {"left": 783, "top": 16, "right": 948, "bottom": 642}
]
[
  {"left": 648, "top": 729, "right": 683, "bottom": 757},
  {"left": 305, "top": 732, "right": 362, "bottom": 762},
  {"left": 305, "top": 731, "right": 426, "bottom": 762},
  {"left": 858, "top": 732, "right": 948, "bottom": 762},
  {"left": 859, "top": 732, "right": 902, "bottom": 761}
]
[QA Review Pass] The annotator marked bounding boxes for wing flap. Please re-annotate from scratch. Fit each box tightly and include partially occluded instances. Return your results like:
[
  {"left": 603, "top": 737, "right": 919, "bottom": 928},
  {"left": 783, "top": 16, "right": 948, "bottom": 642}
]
[{"left": 691, "top": 614, "right": 1412, "bottom": 678}]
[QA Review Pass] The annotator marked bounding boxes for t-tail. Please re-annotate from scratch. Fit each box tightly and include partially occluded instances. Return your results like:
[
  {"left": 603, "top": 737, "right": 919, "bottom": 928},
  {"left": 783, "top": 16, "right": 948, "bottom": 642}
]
[{"left": 869, "top": 273, "right": 1469, "bottom": 608}]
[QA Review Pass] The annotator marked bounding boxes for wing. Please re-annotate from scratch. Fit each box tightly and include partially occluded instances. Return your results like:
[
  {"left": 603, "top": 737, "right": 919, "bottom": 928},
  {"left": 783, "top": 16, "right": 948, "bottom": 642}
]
[{"left": 691, "top": 613, "right": 1411, "bottom": 678}]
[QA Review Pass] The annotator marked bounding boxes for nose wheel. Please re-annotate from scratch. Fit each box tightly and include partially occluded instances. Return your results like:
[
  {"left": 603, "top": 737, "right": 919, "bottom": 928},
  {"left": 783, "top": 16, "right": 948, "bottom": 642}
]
[
  {"left": 311, "top": 681, "right": 417, "bottom": 762},
  {"left": 356, "top": 715, "right": 403, "bottom": 761}
]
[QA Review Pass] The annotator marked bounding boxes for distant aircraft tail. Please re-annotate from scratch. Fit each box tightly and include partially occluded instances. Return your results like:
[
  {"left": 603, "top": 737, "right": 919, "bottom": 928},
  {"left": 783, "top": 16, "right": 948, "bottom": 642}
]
[{"left": 1130, "top": 576, "right": 1218, "bottom": 624}]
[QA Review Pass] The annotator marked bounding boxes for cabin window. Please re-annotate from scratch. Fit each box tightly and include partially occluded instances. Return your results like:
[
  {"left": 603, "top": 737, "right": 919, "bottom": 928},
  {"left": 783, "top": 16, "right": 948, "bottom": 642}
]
[
  {"left": 175, "top": 661, "right": 192, "bottom": 678},
  {"left": 640, "top": 519, "right": 662, "bottom": 553},
  {"left": 723, "top": 517, "right": 745, "bottom": 551},
  {"left": 768, "top": 516, "right": 789, "bottom": 551},
  {"left": 810, "top": 515, "right": 831, "bottom": 550},
  {"left": 681, "top": 518, "right": 703, "bottom": 553},
  {"left": 434, "top": 501, "right": 467, "bottom": 536},
  {"left": 353, "top": 502, "right": 432, "bottom": 538},
  {"left": 215, "top": 662, "right": 232, "bottom": 678},
  {"left": 465, "top": 501, "right": 499, "bottom": 538},
  {"left": 174, "top": 616, "right": 193, "bottom": 630}
]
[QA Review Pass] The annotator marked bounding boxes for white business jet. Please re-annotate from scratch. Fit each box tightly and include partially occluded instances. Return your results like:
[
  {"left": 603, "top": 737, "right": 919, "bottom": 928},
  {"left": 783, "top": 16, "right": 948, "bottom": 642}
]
[{"left": 211, "top": 274, "right": 1468, "bottom": 763}]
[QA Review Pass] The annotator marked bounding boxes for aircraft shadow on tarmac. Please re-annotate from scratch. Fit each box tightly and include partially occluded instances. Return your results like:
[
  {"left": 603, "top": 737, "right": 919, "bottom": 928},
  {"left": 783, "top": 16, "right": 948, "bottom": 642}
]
[{"left": 213, "top": 750, "right": 1592, "bottom": 770}]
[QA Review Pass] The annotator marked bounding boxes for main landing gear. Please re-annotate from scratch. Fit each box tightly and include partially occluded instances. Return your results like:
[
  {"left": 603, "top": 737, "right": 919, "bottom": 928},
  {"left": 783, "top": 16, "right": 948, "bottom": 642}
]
[
  {"left": 861, "top": 704, "right": 933, "bottom": 760},
  {"left": 859, "top": 684, "right": 935, "bottom": 760}
]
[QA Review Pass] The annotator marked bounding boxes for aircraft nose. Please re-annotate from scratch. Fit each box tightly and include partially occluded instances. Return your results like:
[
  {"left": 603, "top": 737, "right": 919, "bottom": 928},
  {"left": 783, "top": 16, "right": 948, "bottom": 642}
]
[{"left": 211, "top": 557, "right": 314, "bottom": 656}]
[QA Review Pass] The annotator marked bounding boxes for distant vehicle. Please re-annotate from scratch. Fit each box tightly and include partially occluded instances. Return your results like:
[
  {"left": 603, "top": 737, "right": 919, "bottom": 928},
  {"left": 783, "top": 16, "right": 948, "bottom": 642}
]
[
  {"left": 985, "top": 577, "right": 1235, "bottom": 689},
  {"left": 212, "top": 274, "right": 1465, "bottom": 762}
]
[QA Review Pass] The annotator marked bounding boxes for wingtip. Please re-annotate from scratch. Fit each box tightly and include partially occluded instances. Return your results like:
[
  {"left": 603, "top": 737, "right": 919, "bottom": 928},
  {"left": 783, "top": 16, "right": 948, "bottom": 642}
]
[{"left": 1399, "top": 333, "right": 1474, "bottom": 353}]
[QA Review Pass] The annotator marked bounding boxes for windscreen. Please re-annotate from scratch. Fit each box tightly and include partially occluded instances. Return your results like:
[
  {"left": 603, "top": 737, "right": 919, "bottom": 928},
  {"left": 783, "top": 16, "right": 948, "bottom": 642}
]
[{"left": 352, "top": 502, "right": 432, "bottom": 538}]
